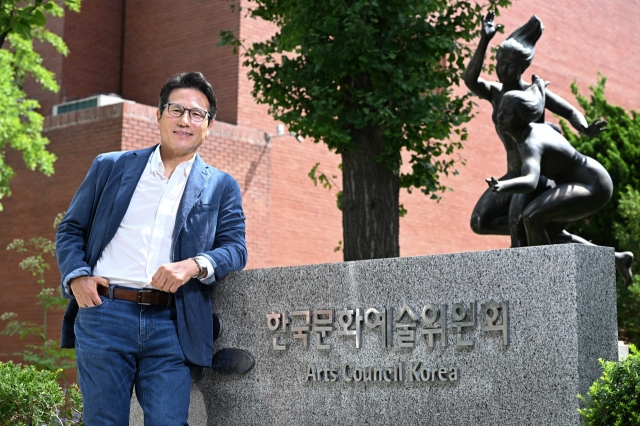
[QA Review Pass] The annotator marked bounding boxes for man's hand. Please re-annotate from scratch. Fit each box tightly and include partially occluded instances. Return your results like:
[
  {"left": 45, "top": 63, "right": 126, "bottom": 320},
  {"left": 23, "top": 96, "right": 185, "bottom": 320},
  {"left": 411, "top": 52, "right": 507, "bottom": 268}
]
[
  {"left": 151, "top": 259, "right": 200, "bottom": 293},
  {"left": 70, "top": 276, "right": 110, "bottom": 308}
]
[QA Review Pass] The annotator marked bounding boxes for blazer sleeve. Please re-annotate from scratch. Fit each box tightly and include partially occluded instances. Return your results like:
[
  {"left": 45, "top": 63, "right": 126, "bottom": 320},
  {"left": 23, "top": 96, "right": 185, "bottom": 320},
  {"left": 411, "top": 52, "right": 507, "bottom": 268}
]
[
  {"left": 197, "top": 175, "right": 248, "bottom": 283},
  {"left": 56, "top": 156, "right": 101, "bottom": 299}
]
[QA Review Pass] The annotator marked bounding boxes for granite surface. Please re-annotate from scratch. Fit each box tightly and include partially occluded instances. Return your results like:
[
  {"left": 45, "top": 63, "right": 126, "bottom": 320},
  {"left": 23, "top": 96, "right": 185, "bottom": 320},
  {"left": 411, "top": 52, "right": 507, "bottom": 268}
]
[{"left": 131, "top": 245, "right": 618, "bottom": 425}]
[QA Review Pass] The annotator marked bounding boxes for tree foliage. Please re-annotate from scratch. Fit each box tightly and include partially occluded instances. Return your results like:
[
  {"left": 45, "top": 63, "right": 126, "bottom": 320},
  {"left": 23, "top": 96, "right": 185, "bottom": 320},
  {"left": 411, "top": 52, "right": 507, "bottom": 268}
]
[
  {"left": 1, "top": 213, "right": 76, "bottom": 373},
  {"left": 614, "top": 188, "right": 640, "bottom": 266},
  {"left": 560, "top": 74, "right": 640, "bottom": 249},
  {"left": 613, "top": 188, "right": 640, "bottom": 345},
  {"left": 559, "top": 75, "right": 640, "bottom": 345},
  {"left": 0, "top": 0, "right": 82, "bottom": 211},
  {"left": 220, "top": 0, "right": 511, "bottom": 259},
  {"left": 222, "top": 0, "right": 510, "bottom": 197}
]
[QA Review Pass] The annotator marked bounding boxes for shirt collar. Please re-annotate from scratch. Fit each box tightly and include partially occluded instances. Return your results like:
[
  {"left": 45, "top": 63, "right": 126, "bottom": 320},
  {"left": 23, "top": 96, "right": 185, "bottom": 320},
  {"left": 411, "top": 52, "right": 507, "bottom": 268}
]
[{"left": 150, "top": 145, "right": 196, "bottom": 178}]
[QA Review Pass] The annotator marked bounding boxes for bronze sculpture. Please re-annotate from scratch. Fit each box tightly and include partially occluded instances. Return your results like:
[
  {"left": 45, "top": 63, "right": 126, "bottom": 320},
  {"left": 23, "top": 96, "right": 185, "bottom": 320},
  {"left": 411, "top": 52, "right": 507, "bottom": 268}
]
[
  {"left": 465, "top": 13, "right": 633, "bottom": 284},
  {"left": 487, "top": 76, "right": 611, "bottom": 240},
  {"left": 464, "top": 13, "right": 606, "bottom": 241},
  {"left": 486, "top": 76, "right": 633, "bottom": 283}
]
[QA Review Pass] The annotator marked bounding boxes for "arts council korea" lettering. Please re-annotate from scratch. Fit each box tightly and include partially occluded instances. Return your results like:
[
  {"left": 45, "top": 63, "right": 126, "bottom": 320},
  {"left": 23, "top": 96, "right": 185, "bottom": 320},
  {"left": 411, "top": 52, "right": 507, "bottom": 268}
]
[{"left": 306, "top": 362, "right": 458, "bottom": 383}]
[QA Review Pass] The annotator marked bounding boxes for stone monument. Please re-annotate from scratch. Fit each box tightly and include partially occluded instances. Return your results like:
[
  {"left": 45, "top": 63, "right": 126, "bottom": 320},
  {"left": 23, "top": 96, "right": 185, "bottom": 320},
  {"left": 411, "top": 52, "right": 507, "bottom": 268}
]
[{"left": 131, "top": 244, "right": 616, "bottom": 425}]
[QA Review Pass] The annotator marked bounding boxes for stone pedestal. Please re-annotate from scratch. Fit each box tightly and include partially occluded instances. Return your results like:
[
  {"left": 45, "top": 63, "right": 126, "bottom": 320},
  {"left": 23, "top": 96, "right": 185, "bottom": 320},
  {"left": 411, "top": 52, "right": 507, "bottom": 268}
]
[{"left": 132, "top": 245, "right": 618, "bottom": 425}]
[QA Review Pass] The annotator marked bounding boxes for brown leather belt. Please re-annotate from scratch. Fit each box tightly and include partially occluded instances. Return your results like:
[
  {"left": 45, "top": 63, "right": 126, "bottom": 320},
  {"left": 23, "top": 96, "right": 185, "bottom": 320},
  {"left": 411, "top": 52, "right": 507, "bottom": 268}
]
[{"left": 97, "top": 286, "right": 170, "bottom": 306}]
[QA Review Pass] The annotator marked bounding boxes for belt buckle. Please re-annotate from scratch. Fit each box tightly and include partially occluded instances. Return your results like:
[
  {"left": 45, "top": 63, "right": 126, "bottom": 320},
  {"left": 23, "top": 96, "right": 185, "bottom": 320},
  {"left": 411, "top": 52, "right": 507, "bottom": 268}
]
[{"left": 137, "top": 289, "right": 153, "bottom": 305}]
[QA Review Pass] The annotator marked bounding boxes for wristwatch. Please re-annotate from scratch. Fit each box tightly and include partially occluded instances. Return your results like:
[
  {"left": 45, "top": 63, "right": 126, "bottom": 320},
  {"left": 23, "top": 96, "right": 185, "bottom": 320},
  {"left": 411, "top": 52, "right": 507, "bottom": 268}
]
[{"left": 192, "top": 256, "right": 208, "bottom": 279}]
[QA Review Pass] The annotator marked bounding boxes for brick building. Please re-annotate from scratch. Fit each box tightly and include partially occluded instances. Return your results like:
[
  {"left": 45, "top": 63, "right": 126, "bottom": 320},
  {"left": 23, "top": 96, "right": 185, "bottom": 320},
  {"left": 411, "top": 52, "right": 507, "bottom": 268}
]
[{"left": 1, "top": 0, "right": 639, "bottom": 361}]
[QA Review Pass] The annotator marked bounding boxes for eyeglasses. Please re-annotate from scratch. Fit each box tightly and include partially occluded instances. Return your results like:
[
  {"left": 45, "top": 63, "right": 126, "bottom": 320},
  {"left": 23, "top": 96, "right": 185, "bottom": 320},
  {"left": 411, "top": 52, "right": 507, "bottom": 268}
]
[{"left": 163, "top": 103, "right": 210, "bottom": 123}]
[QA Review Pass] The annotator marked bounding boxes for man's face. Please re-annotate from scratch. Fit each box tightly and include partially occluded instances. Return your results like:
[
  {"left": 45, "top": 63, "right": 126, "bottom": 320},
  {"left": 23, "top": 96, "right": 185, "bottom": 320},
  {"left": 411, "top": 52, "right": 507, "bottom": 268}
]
[{"left": 156, "top": 88, "right": 214, "bottom": 159}]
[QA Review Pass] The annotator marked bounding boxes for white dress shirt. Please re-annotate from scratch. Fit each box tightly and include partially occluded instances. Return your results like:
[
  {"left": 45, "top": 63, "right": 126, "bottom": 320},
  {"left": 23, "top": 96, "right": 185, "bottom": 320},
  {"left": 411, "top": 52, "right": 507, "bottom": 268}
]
[{"left": 92, "top": 146, "right": 212, "bottom": 289}]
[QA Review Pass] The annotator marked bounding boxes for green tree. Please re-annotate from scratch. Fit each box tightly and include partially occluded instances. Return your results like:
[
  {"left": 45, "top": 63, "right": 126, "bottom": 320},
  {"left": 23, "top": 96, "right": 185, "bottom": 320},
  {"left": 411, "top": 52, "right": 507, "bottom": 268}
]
[
  {"left": 613, "top": 188, "right": 640, "bottom": 345},
  {"left": 560, "top": 74, "right": 640, "bottom": 249},
  {"left": 0, "top": 0, "right": 82, "bottom": 211},
  {"left": 559, "top": 75, "right": 640, "bottom": 345},
  {"left": 220, "top": 0, "right": 511, "bottom": 261},
  {"left": 1, "top": 213, "right": 76, "bottom": 373}
]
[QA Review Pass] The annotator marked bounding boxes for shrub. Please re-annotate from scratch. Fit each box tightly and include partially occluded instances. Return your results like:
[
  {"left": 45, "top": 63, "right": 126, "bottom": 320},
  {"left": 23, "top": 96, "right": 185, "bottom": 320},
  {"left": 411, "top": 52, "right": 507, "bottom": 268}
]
[
  {"left": 578, "top": 344, "right": 640, "bottom": 425},
  {"left": 0, "top": 361, "right": 82, "bottom": 426},
  {"left": 1, "top": 213, "right": 76, "bottom": 374}
]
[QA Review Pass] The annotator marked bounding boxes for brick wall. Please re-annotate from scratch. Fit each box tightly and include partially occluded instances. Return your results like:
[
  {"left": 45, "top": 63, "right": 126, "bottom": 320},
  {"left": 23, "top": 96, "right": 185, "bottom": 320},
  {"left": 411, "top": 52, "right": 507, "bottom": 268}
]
[
  {"left": 0, "top": 106, "right": 123, "bottom": 360},
  {"left": 60, "top": 0, "right": 125, "bottom": 101},
  {"left": 406, "top": 0, "right": 640, "bottom": 256},
  {"left": 120, "top": 0, "right": 241, "bottom": 125},
  {"left": 21, "top": 14, "right": 65, "bottom": 116},
  {"left": 200, "top": 122, "right": 273, "bottom": 268},
  {"left": 22, "top": 0, "right": 125, "bottom": 116},
  {"left": 225, "top": 0, "right": 640, "bottom": 261},
  {"left": 2, "top": 0, "right": 639, "bottom": 362},
  {"left": 236, "top": 0, "right": 280, "bottom": 132}
]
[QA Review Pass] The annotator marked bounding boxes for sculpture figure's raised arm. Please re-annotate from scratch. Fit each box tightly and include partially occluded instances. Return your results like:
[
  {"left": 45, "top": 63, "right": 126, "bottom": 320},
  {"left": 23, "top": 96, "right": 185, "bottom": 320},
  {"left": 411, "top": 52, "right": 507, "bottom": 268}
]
[{"left": 464, "top": 12, "right": 502, "bottom": 101}]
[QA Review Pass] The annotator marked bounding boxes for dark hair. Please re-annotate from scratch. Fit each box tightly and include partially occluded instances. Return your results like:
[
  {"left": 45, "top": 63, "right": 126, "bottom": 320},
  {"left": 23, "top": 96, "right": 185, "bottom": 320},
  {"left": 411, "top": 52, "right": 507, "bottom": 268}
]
[
  {"left": 497, "top": 15, "right": 544, "bottom": 71},
  {"left": 158, "top": 72, "right": 217, "bottom": 123}
]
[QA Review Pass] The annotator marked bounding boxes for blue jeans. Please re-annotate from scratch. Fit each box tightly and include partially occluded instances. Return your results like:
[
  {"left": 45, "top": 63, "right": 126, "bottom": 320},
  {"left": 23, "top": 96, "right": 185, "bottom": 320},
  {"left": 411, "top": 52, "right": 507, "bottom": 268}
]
[{"left": 74, "top": 287, "right": 191, "bottom": 425}]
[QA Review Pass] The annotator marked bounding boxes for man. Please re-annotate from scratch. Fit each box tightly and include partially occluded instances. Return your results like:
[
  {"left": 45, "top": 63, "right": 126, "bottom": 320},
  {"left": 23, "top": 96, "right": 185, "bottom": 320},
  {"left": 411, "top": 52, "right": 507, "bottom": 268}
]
[{"left": 56, "top": 71, "right": 247, "bottom": 425}]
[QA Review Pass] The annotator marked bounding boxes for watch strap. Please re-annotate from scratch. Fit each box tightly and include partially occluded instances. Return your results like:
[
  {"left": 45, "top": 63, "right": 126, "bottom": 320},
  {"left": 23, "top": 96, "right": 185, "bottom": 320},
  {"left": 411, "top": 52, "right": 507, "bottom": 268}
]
[{"left": 192, "top": 256, "right": 207, "bottom": 278}]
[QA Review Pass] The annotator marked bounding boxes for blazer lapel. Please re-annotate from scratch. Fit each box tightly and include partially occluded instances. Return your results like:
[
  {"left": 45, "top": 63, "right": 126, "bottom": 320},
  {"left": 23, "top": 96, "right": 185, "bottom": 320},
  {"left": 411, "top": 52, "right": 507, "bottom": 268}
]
[
  {"left": 101, "top": 146, "right": 155, "bottom": 254},
  {"left": 172, "top": 154, "right": 211, "bottom": 261}
]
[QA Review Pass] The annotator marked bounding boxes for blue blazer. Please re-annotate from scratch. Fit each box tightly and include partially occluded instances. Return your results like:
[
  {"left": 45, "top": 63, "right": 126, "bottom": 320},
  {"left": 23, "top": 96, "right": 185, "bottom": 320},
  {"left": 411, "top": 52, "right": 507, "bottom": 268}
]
[{"left": 56, "top": 145, "right": 247, "bottom": 367}]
